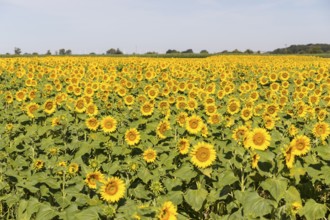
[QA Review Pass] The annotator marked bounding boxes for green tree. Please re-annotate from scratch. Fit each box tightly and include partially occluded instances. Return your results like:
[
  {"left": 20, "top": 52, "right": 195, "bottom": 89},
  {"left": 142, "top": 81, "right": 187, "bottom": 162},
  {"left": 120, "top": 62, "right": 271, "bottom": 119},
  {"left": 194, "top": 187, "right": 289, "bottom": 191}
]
[{"left": 14, "top": 47, "right": 21, "bottom": 55}]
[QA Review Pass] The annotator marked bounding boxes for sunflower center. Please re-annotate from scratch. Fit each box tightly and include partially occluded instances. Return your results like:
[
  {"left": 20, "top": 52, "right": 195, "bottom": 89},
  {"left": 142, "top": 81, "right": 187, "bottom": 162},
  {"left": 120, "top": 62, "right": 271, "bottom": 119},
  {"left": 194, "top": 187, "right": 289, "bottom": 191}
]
[
  {"left": 104, "top": 121, "right": 114, "bottom": 129},
  {"left": 146, "top": 152, "right": 155, "bottom": 159},
  {"left": 45, "top": 102, "right": 53, "bottom": 110},
  {"left": 229, "top": 103, "right": 237, "bottom": 112},
  {"left": 196, "top": 147, "right": 210, "bottom": 162},
  {"left": 253, "top": 132, "right": 265, "bottom": 145},
  {"left": 295, "top": 140, "right": 306, "bottom": 150},
  {"left": 160, "top": 208, "right": 170, "bottom": 220},
  {"left": 189, "top": 119, "right": 199, "bottom": 129},
  {"left": 76, "top": 101, "right": 84, "bottom": 109},
  {"left": 316, "top": 125, "right": 325, "bottom": 134},
  {"left": 105, "top": 181, "right": 118, "bottom": 195},
  {"left": 143, "top": 104, "right": 151, "bottom": 112},
  {"left": 128, "top": 132, "right": 136, "bottom": 141}
]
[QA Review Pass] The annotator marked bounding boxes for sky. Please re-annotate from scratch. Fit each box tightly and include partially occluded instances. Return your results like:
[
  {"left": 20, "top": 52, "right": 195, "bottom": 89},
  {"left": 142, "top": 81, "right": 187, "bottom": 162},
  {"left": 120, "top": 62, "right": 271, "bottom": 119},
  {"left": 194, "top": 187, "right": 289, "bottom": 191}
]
[{"left": 0, "top": 0, "right": 329, "bottom": 54}]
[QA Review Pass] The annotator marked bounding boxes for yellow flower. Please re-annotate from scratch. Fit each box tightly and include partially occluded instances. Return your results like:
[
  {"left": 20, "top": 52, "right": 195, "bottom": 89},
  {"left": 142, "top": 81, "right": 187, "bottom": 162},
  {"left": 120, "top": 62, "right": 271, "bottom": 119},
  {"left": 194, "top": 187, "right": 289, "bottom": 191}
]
[
  {"left": 186, "top": 114, "right": 203, "bottom": 134},
  {"left": 227, "top": 100, "right": 240, "bottom": 115},
  {"left": 100, "top": 177, "right": 126, "bottom": 203},
  {"left": 68, "top": 163, "right": 79, "bottom": 174},
  {"left": 290, "top": 135, "right": 311, "bottom": 156},
  {"left": 74, "top": 98, "right": 86, "bottom": 113},
  {"left": 141, "top": 102, "right": 154, "bottom": 116},
  {"left": 33, "top": 159, "right": 44, "bottom": 170},
  {"left": 156, "top": 121, "right": 171, "bottom": 139},
  {"left": 283, "top": 146, "right": 295, "bottom": 168},
  {"left": 190, "top": 142, "right": 216, "bottom": 169},
  {"left": 124, "top": 95, "right": 135, "bottom": 105},
  {"left": 176, "top": 112, "right": 188, "bottom": 127},
  {"left": 246, "top": 128, "right": 271, "bottom": 151},
  {"left": 290, "top": 201, "right": 302, "bottom": 215},
  {"left": 86, "top": 117, "right": 99, "bottom": 131},
  {"left": 43, "top": 99, "right": 56, "bottom": 115},
  {"left": 241, "top": 107, "right": 253, "bottom": 121},
  {"left": 125, "top": 128, "right": 141, "bottom": 146},
  {"left": 143, "top": 148, "right": 157, "bottom": 163},
  {"left": 26, "top": 102, "right": 39, "bottom": 118},
  {"left": 232, "top": 125, "right": 249, "bottom": 142},
  {"left": 158, "top": 201, "right": 177, "bottom": 220},
  {"left": 313, "top": 122, "right": 330, "bottom": 141},
  {"left": 100, "top": 116, "right": 117, "bottom": 133},
  {"left": 85, "top": 103, "right": 98, "bottom": 116},
  {"left": 85, "top": 171, "right": 104, "bottom": 189},
  {"left": 207, "top": 113, "right": 222, "bottom": 125},
  {"left": 251, "top": 153, "right": 260, "bottom": 169},
  {"left": 177, "top": 138, "right": 190, "bottom": 155}
]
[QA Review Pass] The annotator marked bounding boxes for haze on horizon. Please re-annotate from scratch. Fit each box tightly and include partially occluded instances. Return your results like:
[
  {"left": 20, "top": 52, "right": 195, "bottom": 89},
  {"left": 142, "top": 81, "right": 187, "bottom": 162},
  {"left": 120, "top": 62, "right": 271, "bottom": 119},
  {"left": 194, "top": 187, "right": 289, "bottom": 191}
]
[{"left": 0, "top": 0, "right": 329, "bottom": 54}]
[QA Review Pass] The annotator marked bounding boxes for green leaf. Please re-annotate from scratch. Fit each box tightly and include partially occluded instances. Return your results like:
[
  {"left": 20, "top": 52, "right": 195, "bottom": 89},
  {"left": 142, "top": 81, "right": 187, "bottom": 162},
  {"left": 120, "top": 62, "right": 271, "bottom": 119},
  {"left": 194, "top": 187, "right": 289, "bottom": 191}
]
[
  {"left": 184, "top": 188, "right": 208, "bottom": 211},
  {"left": 172, "top": 164, "right": 197, "bottom": 182},
  {"left": 35, "top": 203, "right": 58, "bottom": 220},
  {"left": 242, "top": 191, "right": 276, "bottom": 218},
  {"left": 215, "top": 170, "right": 238, "bottom": 188},
  {"left": 74, "top": 207, "right": 100, "bottom": 220},
  {"left": 260, "top": 177, "right": 288, "bottom": 202},
  {"left": 130, "top": 184, "right": 150, "bottom": 200},
  {"left": 137, "top": 167, "right": 152, "bottom": 184},
  {"left": 285, "top": 186, "right": 301, "bottom": 204},
  {"left": 166, "top": 190, "right": 183, "bottom": 205},
  {"left": 299, "top": 199, "right": 327, "bottom": 220}
]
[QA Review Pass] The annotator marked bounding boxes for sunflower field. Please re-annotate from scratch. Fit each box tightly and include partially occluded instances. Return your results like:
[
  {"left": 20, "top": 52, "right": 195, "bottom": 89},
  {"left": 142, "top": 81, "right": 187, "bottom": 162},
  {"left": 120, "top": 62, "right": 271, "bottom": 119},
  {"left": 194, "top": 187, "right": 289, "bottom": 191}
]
[{"left": 0, "top": 55, "right": 329, "bottom": 219}]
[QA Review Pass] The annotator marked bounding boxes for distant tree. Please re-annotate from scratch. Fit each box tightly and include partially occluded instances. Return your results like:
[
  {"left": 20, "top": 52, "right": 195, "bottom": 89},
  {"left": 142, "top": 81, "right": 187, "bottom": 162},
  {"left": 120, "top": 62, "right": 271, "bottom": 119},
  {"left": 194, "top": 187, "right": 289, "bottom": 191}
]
[
  {"left": 220, "top": 50, "right": 229, "bottom": 54},
  {"left": 59, "top": 49, "right": 66, "bottom": 55},
  {"left": 308, "top": 45, "right": 322, "bottom": 54},
  {"left": 46, "top": 50, "right": 52, "bottom": 55},
  {"left": 256, "top": 50, "right": 261, "bottom": 54},
  {"left": 14, "top": 47, "right": 21, "bottom": 55},
  {"left": 89, "top": 52, "right": 96, "bottom": 55},
  {"left": 65, "top": 49, "right": 72, "bottom": 55},
  {"left": 232, "top": 49, "right": 242, "bottom": 54},
  {"left": 244, "top": 49, "right": 254, "bottom": 54},
  {"left": 200, "top": 50, "right": 209, "bottom": 54},
  {"left": 106, "top": 48, "right": 117, "bottom": 54},
  {"left": 32, "top": 52, "right": 39, "bottom": 56},
  {"left": 115, "top": 48, "right": 123, "bottom": 54},
  {"left": 145, "top": 51, "right": 158, "bottom": 54},
  {"left": 166, "top": 49, "right": 179, "bottom": 54},
  {"left": 182, "top": 49, "right": 193, "bottom": 53}
]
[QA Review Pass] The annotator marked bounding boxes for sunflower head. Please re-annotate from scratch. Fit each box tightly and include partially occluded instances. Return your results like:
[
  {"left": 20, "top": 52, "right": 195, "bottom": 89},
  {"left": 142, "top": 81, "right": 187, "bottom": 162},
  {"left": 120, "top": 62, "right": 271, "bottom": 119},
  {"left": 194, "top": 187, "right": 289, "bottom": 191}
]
[
  {"left": 125, "top": 128, "right": 141, "bottom": 146},
  {"left": 158, "top": 201, "right": 177, "bottom": 220},
  {"left": 100, "top": 177, "right": 126, "bottom": 203},
  {"left": 290, "top": 135, "right": 311, "bottom": 156},
  {"left": 101, "top": 116, "right": 117, "bottom": 133},
  {"left": 190, "top": 142, "right": 216, "bottom": 169},
  {"left": 143, "top": 148, "right": 157, "bottom": 163},
  {"left": 177, "top": 138, "right": 190, "bottom": 155},
  {"left": 186, "top": 115, "right": 203, "bottom": 134},
  {"left": 86, "top": 117, "right": 99, "bottom": 131},
  {"left": 313, "top": 122, "right": 329, "bottom": 141},
  {"left": 246, "top": 128, "right": 271, "bottom": 151},
  {"left": 85, "top": 171, "right": 104, "bottom": 189}
]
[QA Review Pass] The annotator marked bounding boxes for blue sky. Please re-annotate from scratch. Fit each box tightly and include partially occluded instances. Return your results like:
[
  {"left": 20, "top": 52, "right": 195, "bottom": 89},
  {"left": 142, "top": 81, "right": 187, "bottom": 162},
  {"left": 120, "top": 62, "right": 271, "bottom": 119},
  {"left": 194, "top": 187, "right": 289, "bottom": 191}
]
[{"left": 0, "top": 0, "right": 329, "bottom": 54}]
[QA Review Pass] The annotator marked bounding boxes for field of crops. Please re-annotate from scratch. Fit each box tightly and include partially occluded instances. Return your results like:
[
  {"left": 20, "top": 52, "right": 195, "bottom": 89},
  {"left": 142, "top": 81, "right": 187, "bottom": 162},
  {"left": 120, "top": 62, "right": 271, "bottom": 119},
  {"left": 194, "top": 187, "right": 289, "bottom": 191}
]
[{"left": 0, "top": 56, "right": 329, "bottom": 219}]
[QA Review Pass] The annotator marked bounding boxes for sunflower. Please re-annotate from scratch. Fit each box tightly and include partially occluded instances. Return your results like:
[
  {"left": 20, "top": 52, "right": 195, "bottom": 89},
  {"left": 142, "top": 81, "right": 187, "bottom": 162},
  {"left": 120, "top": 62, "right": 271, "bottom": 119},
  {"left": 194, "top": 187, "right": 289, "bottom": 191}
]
[
  {"left": 100, "top": 177, "right": 126, "bottom": 203},
  {"left": 290, "top": 135, "right": 311, "bottom": 156},
  {"left": 124, "top": 95, "right": 135, "bottom": 105},
  {"left": 85, "top": 171, "right": 105, "bottom": 189},
  {"left": 86, "top": 117, "right": 99, "bottom": 131},
  {"left": 177, "top": 138, "right": 190, "bottom": 155},
  {"left": 204, "top": 104, "right": 217, "bottom": 116},
  {"left": 158, "top": 201, "right": 177, "bottom": 220},
  {"left": 33, "top": 159, "right": 44, "bottom": 170},
  {"left": 313, "top": 122, "right": 330, "bottom": 141},
  {"left": 141, "top": 102, "right": 154, "bottom": 116},
  {"left": 51, "top": 117, "right": 61, "bottom": 127},
  {"left": 101, "top": 116, "right": 117, "bottom": 133},
  {"left": 43, "top": 99, "right": 56, "bottom": 115},
  {"left": 15, "top": 90, "right": 26, "bottom": 102},
  {"left": 186, "top": 114, "right": 203, "bottom": 134},
  {"left": 232, "top": 125, "right": 249, "bottom": 142},
  {"left": 68, "top": 163, "right": 79, "bottom": 174},
  {"left": 251, "top": 153, "right": 260, "bottom": 169},
  {"left": 241, "top": 107, "right": 253, "bottom": 121},
  {"left": 125, "top": 128, "right": 141, "bottom": 146},
  {"left": 26, "top": 102, "right": 39, "bottom": 118},
  {"left": 227, "top": 100, "right": 240, "bottom": 115},
  {"left": 265, "top": 104, "right": 279, "bottom": 116},
  {"left": 190, "top": 142, "right": 216, "bottom": 168},
  {"left": 283, "top": 145, "right": 295, "bottom": 169},
  {"left": 207, "top": 113, "right": 222, "bottom": 125},
  {"left": 201, "top": 124, "right": 209, "bottom": 137},
  {"left": 74, "top": 98, "right": 86, "bottom": 113},
  {"left": 263, "top": 115, "right": 276, "bottom": 130},
  {"left": 176, "top": 112, "right": 188, "bottom": 127},
  {"left": 143, "top": 148, "right": 157, "bottom": 163},
  {"left": 290, "top": 202, "right": 302, "bottom": 215},
  {"left": 246, "top": 128, "right": 271, "bottom": 151},
  {"left": 186, "top": 99, "right": 198, "bottom": 111},
  {"left": 86, "top": 103, "right": 98, "bottom": 116},
  {"left": 156, "top": 120, "right": 171, "bottom": 139}
]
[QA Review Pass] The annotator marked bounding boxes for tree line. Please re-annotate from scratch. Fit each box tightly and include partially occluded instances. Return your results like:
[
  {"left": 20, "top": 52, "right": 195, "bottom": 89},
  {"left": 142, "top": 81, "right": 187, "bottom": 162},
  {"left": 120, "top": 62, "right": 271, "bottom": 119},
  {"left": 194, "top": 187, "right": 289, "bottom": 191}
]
[{"left": 4, "top": 44, "right": 330, "bottom": 56}]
